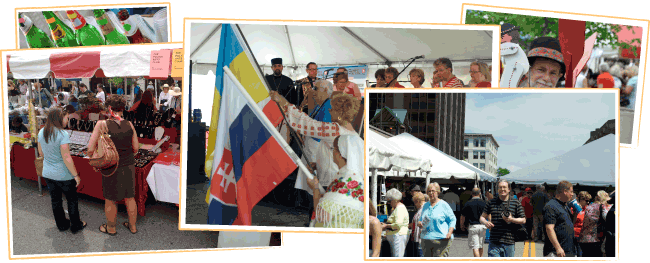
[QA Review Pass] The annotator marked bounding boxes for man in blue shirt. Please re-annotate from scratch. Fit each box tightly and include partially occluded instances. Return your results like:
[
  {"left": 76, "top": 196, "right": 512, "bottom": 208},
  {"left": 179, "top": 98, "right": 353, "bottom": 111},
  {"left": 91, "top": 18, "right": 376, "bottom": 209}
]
[{"left": 543, "top": 180, "right": 575, "bottom": 257}]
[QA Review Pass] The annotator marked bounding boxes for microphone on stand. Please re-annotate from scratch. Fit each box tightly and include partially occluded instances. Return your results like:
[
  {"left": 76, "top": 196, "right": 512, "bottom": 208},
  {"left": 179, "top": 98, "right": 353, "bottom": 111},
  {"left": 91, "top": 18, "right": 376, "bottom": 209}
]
[{"left": 411, "top": 55, "right": 425, "bottom": 60}]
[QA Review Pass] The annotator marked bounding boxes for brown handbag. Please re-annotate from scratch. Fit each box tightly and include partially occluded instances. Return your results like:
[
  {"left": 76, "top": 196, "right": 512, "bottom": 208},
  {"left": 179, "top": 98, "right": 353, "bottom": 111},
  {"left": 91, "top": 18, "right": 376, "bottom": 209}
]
[{"left": 88, "top": 120, "right": 119, "bottom": 177}]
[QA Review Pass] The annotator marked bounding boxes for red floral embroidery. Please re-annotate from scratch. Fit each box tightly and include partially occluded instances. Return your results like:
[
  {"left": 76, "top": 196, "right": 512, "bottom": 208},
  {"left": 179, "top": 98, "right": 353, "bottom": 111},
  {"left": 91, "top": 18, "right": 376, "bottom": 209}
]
[
  {"left": 298, "top": 125, "right": 302, "bottom": 128},
  {"left": 359, "top": 196, "right": 364, "bottom": 202},
  {"left": 528, "top": 47, "right": 564, "bottom": 64},
  {"left": 311, "top": 132, "right": 314, "bottom": 136},
  {"left": 311, "top": 127, "right": 315, "bottom": 130},
  {"left": 347, "top": 180, "right": 359, "bottom": 189},
  {"left": 318, "top": 127, "right": 322, "bottom": 131},
  {"left": 325, "top": 126, "right": 329, "bottom": 130},
  {"left": 339, "top": 188, "right": 348, "bottom": 194},
  {"left": 292, "top": 123, "right": 296, "bottom": 127},
  {"left": 318, "top": 133, "right": 322, "bottom": 136}
]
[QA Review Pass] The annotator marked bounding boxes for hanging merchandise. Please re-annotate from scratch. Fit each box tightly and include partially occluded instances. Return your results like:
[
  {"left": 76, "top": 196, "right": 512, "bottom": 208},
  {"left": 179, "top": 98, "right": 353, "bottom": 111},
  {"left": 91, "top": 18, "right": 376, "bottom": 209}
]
[
  {"left": 117, "top": 9, "right": 155, "bottom": 44},
  {"left": 66, "top": 10, "right": 105, "bottom": 46},
  {"left": 42, "top": 11, "right": 79, "bottom": 47},
  {"left": 93, "top": 9, "right": 130, "bottom": 45},
  {"left": 19, "top": 13, "right": 55, "bottom": 48}
]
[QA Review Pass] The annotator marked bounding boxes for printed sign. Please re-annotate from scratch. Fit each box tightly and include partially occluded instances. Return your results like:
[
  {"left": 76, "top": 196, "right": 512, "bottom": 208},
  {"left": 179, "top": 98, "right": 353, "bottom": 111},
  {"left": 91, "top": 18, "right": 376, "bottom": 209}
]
[
  {"left": 150, "top": 50, "right": 171, "bottom": 78},
  {"left": 171, "top": 49, "right": 184, "bottom": 78}
]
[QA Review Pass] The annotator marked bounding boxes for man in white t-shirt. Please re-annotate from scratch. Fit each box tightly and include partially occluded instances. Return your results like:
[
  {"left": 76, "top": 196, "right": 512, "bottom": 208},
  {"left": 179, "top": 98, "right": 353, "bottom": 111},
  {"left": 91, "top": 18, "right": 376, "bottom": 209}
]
[{"left": 443, "top": 186, "right": 461, "bottom": 232}]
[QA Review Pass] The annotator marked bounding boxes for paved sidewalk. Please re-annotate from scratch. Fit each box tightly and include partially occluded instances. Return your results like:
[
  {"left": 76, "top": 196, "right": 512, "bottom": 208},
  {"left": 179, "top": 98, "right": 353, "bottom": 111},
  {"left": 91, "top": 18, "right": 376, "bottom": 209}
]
[{"left": 10, "top": 174, "right": 269, "bottom": 256}]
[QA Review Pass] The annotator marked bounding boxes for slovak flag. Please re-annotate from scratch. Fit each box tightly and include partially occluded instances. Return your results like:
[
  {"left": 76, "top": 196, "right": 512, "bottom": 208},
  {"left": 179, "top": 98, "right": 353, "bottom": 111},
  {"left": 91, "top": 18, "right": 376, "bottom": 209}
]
[{"left": 206, "top": 24, "right": 297, "bottom": 225}]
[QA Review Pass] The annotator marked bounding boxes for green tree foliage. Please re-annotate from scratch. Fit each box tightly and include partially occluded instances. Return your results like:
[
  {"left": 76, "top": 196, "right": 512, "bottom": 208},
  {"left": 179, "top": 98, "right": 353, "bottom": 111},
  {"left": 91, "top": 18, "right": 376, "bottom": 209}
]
[
  {"left": 465, "top": 10, "right": 641, "bottom": 56},
  {"left": 497, "top": 167, "right": 510, "bottom": 177}
]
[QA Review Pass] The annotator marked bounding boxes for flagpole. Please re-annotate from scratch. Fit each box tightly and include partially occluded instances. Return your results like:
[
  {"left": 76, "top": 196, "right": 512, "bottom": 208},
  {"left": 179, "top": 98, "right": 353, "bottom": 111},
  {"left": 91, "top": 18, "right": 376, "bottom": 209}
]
[{"left": 223, "top": 66, "right": 320, "bottom": 186}]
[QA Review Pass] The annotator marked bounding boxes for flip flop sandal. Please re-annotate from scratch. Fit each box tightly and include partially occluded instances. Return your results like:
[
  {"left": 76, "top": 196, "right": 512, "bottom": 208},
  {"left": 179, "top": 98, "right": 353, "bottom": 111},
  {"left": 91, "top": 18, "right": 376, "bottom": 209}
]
[
  {"left": 123, "top": 222, "right": 137, "bottom": 234},
  {"left": 99, "top": 224, "right": 117, "bottom": 236}
]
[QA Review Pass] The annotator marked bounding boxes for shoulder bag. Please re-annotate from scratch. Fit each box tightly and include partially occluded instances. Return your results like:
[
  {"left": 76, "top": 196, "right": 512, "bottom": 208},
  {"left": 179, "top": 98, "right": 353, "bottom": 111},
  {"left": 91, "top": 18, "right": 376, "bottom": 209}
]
[{"left": 88, "top": 120, "right": 119, "bottom": 176}]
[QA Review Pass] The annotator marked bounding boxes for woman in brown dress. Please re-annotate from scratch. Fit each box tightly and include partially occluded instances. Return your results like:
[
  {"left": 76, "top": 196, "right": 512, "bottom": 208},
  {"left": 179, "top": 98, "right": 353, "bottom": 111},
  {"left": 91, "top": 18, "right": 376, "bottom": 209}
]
[{"left": 87, "top": 95, "right": 139, "bottom": 235}]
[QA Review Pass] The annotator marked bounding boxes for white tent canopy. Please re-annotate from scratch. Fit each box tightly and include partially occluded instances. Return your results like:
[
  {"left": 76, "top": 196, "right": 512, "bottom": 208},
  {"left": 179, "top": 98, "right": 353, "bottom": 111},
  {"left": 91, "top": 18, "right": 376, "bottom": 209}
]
[
  {"left": 368, "top": 129, "right": 432, "bottom": 172},
  {"left": 190, "top": 23, "right": 494, "bottom": 76},
  {"left": 388, "top": 133, "right": 479, "bottom": 181},
  {"left": 503, "top": 134, "right": 616, "bottom": 186}
]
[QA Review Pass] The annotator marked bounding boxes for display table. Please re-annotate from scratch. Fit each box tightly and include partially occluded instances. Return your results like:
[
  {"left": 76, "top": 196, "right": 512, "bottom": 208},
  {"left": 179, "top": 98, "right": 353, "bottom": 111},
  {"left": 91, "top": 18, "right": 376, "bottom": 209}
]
[
  {"left": 146, "top": 163, "right": 180, "bottom": 204},
  {"left": 9, "top": 143, "right": 154, "bottom": 216}
]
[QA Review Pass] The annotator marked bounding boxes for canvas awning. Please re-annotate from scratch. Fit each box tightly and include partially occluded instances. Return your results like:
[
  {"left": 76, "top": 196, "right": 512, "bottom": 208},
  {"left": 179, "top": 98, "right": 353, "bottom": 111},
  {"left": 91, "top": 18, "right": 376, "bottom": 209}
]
[
  {"left": 503, "top": 134, "right": 615, "bottom": 186},
  {"left": 368, "top": 129, "right": 431, "bottom": 172},
  {"left": 7, "top": 44, "right": 181, "bottom": 79}
]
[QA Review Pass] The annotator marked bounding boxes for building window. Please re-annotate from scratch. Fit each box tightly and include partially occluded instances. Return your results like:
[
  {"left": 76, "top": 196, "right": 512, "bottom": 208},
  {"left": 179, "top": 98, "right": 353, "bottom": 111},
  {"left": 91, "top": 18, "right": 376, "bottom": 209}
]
[
  {"left": 480, "top": 139, "right": 486, "bottom": 147},
  {"left": 480, "top": 163, "right": 485, "bottom": 171},
  {"left": 480, "top": 151, "right": 486, "bottom": 159},
  {"left": 473, "top": 151, "right": 478, "bottom": 159},
  {"left": 474, "top": 139, "right": 479, "bottom": 147},
  {"left": 473, "top": 163, "right": 478, "bottom": 168},
  {"left": 464, "top": 151, "right": 468, "bottom": 160},
  {"left": 464, "top": 140, "right": 468, "bottom": 147}
]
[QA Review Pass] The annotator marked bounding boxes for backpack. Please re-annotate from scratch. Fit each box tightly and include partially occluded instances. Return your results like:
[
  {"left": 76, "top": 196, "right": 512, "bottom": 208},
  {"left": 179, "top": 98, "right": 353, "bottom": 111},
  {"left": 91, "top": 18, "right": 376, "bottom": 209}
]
[{"left": 88, "top": 120, "right": 119, "bottom": 176}]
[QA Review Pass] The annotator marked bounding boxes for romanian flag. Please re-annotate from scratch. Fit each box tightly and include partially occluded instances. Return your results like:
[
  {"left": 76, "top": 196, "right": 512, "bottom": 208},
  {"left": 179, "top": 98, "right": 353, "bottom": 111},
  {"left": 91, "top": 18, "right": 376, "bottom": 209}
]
[{"left": 205, "top": 24, "right": 296, "bottom": 225}]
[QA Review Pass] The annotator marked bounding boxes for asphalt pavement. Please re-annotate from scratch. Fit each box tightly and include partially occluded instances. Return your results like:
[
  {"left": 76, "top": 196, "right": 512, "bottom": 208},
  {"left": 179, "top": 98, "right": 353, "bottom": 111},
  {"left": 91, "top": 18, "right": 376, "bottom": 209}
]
[{"left": 9, "top": 173, "right": 273, "bottom": 256}]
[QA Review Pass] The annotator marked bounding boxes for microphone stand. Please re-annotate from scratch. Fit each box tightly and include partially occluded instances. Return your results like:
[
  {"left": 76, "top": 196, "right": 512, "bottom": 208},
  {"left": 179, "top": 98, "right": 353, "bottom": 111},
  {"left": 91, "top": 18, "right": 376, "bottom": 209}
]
[{"left": 387, "top": 57, "right": 422, "bottom": 87}]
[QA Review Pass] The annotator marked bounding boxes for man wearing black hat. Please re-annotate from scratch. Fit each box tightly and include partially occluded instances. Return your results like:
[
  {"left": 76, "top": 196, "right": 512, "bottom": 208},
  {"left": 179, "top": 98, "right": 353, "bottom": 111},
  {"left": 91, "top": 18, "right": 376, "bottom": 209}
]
[
  {"left": 518, "top": 37, "right": 566, "bottom": 88},
  {"left": 500, "top": 23, "right": 529, "bottom": 87},
  {"left": 266, "top": 58, "right": 300, "bottom": 106}
]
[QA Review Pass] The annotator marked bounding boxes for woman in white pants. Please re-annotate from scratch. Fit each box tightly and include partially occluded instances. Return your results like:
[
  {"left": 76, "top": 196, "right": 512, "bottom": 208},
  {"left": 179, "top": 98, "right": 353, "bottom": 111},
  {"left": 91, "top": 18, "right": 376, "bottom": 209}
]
[{"left": 382, "top": 188, "right": 409, "bottom": 257}]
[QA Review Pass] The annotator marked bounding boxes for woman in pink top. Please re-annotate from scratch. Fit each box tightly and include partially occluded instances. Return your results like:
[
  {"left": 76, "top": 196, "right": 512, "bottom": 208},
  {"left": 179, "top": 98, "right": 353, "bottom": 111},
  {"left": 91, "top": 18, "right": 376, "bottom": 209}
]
[{"left": 334, "top": 72, "right": 362, "bottom": 100}]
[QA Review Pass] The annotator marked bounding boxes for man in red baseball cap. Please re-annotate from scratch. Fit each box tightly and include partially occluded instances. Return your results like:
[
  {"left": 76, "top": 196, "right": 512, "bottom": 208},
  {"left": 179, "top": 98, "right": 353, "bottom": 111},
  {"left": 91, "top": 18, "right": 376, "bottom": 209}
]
[{"left": 520, "top": 188, "right": 534, "bottom": 241}]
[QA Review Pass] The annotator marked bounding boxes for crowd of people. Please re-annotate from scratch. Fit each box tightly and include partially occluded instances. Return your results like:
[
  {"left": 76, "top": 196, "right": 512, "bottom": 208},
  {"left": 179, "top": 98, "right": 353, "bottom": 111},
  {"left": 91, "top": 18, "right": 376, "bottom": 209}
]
[
  {"left": 268, "top": 57, "right": 365, "bottom": 229},
  {"left": 369, "top": 58, "right": 491, "bottom": 88},
  {"left": 8, "top": 77, "right": 184, "bottom": 236},
  {"left": 369, "top": 179, "right": 615, "bottom": 258}
]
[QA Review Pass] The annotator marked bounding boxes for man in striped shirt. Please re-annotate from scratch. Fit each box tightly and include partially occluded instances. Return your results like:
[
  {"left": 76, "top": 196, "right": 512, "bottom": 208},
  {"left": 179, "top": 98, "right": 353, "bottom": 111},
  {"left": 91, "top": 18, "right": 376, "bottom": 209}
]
[
  {"left": 479, "top": 179, "right": 526, "bottom": 257},
  {"left": 433, "top": 58, "right": 464, "bottom": 87}
]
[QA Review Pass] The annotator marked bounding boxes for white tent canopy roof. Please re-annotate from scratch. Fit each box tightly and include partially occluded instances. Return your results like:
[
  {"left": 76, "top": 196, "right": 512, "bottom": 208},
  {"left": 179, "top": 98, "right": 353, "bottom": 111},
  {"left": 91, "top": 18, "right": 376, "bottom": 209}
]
[
  {"left": 388, "top": 133, "right": 479, "bottom": 180},
  {"left": 368, "top": 129, "right": 432, "bottom": 172},
  {"left": 503, "top": 134, "right": 616, "bottom": 186},
  {"left": 190, "top": 23, "right": 494, "bottom": 74}
]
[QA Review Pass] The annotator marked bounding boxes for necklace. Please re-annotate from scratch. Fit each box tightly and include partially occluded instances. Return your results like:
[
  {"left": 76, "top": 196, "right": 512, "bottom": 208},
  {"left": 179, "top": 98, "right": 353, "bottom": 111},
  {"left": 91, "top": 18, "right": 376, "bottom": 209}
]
[{"left": 272, "top": 76, "right": 283, "bottom": 91}]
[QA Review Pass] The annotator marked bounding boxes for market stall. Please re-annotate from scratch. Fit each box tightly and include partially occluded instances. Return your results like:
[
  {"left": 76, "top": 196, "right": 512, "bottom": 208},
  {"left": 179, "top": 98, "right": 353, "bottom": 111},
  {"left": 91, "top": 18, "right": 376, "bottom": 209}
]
[
  {"left": 368, "top": 128, "right": 432, "bottom": 211},
  {"left": 6, "top": 44, "right": 183, "bottom": 215}
]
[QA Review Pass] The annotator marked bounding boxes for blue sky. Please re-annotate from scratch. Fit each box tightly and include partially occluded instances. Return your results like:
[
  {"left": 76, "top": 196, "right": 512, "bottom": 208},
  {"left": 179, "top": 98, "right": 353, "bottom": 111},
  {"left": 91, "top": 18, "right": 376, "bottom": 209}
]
[{"left": 465, "top": 93, "right": 616, "bottom": 172}]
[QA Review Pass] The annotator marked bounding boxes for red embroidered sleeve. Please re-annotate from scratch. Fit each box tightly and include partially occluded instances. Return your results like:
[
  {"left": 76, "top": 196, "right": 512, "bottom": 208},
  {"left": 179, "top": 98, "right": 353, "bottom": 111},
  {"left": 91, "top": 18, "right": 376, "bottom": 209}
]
[{"left": 285, "top": 105, "right": 341, "bottom": 140}]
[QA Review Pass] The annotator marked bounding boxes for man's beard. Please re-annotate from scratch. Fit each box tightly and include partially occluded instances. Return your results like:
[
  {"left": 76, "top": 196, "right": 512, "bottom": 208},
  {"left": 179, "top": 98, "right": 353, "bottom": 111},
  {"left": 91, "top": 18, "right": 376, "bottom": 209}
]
[{"left": 273, "top": 70, "right": 282, "bottom": 76}]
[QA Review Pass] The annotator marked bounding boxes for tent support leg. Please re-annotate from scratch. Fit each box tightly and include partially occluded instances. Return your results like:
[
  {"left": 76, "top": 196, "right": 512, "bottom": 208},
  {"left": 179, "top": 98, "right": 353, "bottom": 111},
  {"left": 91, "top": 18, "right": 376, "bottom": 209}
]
[
  {"left": 425, "top": 172, "right": 431, "bottom": 190},
  {"left": 371, "top": 169, "right": 377, "bottom": 215}
]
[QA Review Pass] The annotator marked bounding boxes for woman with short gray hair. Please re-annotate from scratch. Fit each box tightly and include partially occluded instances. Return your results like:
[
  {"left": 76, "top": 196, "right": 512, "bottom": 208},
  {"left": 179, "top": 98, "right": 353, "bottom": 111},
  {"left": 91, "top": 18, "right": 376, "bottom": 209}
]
[
  {"left": 418, "top": 183, "right": 456, "bottom": 257},
  {"left": 382, "top": 188, "right": 409, "bottom": 257}
]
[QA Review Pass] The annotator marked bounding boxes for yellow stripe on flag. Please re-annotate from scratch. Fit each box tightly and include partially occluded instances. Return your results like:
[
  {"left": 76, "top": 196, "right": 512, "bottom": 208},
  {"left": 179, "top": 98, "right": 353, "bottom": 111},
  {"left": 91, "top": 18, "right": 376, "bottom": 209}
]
[
  {"left": 204, "top": 89, "right": 222, "bottom": 180},
  {"left": 522, "top": 241, "right": 529, "bottom": 257},
  {"left": 229, "top": 52, "right": 269, "bottom": 104}
]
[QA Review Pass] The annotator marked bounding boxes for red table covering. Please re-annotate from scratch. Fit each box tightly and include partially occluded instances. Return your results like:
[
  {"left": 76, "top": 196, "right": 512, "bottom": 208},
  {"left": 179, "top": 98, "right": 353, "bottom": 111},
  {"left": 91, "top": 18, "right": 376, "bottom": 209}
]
[{"left": 10, "top": 144, "right": 154, "bottom": 216}]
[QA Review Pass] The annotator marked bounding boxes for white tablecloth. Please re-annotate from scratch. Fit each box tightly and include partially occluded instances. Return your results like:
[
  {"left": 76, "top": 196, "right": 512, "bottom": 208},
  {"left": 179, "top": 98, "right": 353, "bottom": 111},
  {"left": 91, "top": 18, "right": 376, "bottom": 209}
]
[{"left": 146, "top": 163, "right": 180, "bottom": 204}]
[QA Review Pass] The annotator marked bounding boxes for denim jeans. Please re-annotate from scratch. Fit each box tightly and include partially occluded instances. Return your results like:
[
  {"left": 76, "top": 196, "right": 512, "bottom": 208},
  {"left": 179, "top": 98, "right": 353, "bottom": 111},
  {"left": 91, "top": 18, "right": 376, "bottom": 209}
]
[
  {"left": 45, "top": 178, "right": 83, "bottom": 232},
  {"left": 488, "top": 242, "right": 516, "bottom": 257}
]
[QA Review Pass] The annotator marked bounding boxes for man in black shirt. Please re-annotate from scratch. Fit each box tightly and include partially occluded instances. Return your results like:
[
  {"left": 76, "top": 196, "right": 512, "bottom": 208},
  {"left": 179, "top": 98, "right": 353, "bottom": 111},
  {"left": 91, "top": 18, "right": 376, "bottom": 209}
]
[
  {"left": 265, "top": 58, "right": 299, "bottom": 106},
  {"left": 461, "top": 187, "right": 488, "bottom": 257},
  {"left": 530, "top": 184, "right": 550, "bottom": 241},
  {"left": 543, "top": 180, "right": 575, "bottom": 257},
  {"left": 480, "top": 179, "right": 526, "bottom": 257}
]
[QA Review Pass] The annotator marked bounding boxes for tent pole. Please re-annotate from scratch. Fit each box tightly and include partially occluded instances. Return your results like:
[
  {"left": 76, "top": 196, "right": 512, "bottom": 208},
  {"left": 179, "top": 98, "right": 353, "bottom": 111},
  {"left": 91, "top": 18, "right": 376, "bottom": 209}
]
[
  {"left": 425, "top": 171, "right": 431, "bottom": 189},
  {"left": 372, "top": 169, "right": 378, "bottom": 216}
]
